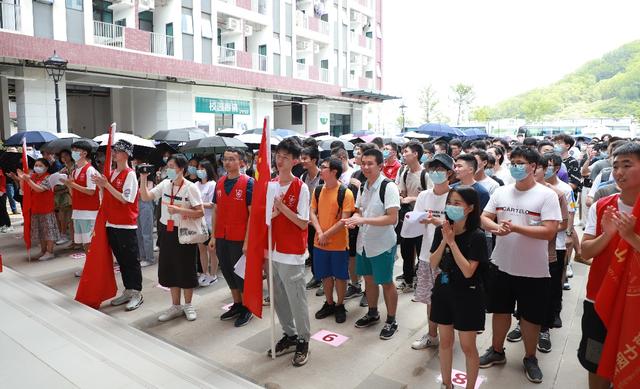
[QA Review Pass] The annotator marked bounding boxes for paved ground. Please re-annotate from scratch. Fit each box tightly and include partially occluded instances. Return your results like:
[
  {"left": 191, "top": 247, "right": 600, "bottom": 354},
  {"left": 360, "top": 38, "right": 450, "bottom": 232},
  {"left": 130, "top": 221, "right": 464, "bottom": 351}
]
[{"left": 0, "top": 212, "right": 590, "bottom": 389}]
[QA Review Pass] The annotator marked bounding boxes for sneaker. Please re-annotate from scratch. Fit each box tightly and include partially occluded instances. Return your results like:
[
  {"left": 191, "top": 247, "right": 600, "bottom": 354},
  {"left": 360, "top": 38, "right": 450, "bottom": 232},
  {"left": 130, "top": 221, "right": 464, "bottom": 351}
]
[
  {"left": 344, "top": 283, "right": 363, "bottom": 299},
  {"left": 523, "top": 356, "right": 544, "bottom": 383},
  {"left": 335, "top": 304, "right": 347, "bottom": 323},
  {"left": 158, "top": 305, "right": 184, "bottom": 322},
  {"left": 140, "top": 260, "right": 155, "bottom": 268},
  {"left": 315, "top": 301, "right": 336, "bottom": 319},
  {"left": 38, "top": 253, "right": 55, "bottom": 261},
  {"left": 401, "top": 282, "right": 415, "bottom": 294},
  {"left": 184, "top": 304, "right": 197, "bottom": 321},
  {"left": 567, "top": 264, "right": 574, "bottom": 278},
  {"left": 315, "top": 287, "right": 324, "bottom": 297},
  {"left": 221, "top": 303, "right": 243, "bottom": 321},
  {"left": 56, "top": 236, "right": 70, "bottom": 245},
  {"left": 507, "top": 324, "right": 522, "bottom": 342},
  {"left": 292, "top": 339, "right": 310, "bottom": 367},
  {"left": 263, "top": 296, "right": 270, "bottom": 306},
  {"left": 359, "top": 293, "right": 368, "bottom": 307},
  {"left": 380, "top": 321, "right": 398, "bottom": 340},
  {"left": 537, "top": 330, "right": 552, "bottom": 353},
  {"left": 355, "top": 313, "right": 380, "bottom": 328},
  {"left": 234, "top": 307, "right": 252, "bottom": 327},
  {"left": 305, "top": 277, "right": 322, "bottom": 290},
  {"left": 74, "top": 270, "right": 83, "bottom": 278},
  {"left": 199, "top": 274, "right": 218, "bottom": 287},
  {"left": 267, "top": 334, "right": 298, "bottom": 357},
  {"left": 563, "top": 282, "right": 571, "bottom": 291},
  {"left": 395, "top": 274, "right": 404, "bottom": 281},
  {"left": 479, "top": 347, "right": 506, "bottom": 368},
  {"left": 110, "top": 290, "right": 134, "bottom": 306},
  {"left": 154, "top": 246, "right": 159, "bottom": 252},
  {"left": 125, "top": 291, "right": 143, "bottom": 311},
  {"left": 411, "top": 333, "right": 439, "bottom": 350},
  {"left": 396, "top": 280, "right": 408, "bottom": 290},
  {"left": 552, "top": 313, "right": 563, "bottom": 329}
]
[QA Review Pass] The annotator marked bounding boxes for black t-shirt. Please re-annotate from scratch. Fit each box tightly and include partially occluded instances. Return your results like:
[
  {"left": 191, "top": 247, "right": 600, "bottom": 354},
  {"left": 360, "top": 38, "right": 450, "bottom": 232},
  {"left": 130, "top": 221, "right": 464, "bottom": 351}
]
[{"left": 430, "top": 227, "right": 488, "bottom": 288}]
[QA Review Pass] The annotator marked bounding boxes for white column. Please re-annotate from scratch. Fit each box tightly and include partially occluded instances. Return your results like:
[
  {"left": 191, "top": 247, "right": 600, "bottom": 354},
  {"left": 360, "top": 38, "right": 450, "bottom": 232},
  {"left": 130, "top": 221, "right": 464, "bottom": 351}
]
[
  {"left": 0, "top": 77, "right": 12, "bottom": 139},
  {"left": 193, "top": 0, "right": 202, "bottom": 63},
  {"left": 52, "top": 0, "right": 68, "bottom": 41},
  {"left": 83, "top": 0, "right": 94, "bottom": 44},
  {"left": 15, "top": 68, "right": 68, "bottom": 133}
]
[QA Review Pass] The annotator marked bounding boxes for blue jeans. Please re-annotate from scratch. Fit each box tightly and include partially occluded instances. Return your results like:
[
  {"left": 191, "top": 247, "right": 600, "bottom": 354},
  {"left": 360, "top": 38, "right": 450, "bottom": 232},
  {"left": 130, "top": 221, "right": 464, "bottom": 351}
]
[
  {"left": 136, "top": 199, "right": 155, "bottom": 262},
  {"left": 6, "top": 182, "right": 17, "bottom": 213}
]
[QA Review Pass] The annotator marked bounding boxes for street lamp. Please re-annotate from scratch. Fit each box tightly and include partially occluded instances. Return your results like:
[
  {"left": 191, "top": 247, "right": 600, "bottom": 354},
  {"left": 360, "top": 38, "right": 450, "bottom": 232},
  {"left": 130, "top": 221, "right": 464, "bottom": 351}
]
[
  {"left": 399, "top": 103, "right": 407, "bottom": 131},
  {"left": 43, "top": 51, "right": 68, "bottom": 133}
]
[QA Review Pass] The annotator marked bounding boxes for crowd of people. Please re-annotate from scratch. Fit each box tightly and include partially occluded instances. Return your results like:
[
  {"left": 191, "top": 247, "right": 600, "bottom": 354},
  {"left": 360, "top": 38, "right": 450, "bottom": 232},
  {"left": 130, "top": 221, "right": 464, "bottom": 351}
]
[{"left": 4, "top": 130, "right": 638, "bottom": 388}]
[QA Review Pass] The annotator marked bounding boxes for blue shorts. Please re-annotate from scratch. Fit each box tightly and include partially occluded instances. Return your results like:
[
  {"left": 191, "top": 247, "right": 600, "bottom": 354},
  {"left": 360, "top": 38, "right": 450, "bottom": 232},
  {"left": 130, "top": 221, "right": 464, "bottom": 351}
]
[
  {"left": 313, "top": 248, "right": 350, "bottom": 280},
  {"left": 356, "top": 247, "right": 397, "bottom": 285}
]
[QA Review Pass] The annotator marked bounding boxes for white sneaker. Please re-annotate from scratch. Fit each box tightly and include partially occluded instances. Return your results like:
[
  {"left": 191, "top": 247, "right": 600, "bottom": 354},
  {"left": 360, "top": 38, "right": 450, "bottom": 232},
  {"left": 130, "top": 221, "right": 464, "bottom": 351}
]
[
  {"left": 567, "top": 264, "right": 574, "bottom": 278},
  {"left": 184, "top": 304, "right": 197, "bottom": 321},
  {"left": 139, "top": 260, "right": 155, "bottom": 268},
  {"left": 38, "top": 253, "right": 55, "bottom": 261},
  {"left": 411, "top": 333, "right": 439, "bottom": 350},
  {"left": 74, "top": 270, "right": 83, "bottom": 278},
  {"left": 125, "top": 291, "right": 144, "bottom": 311},
  {"left": 158, "top": 305, "right": 184, "bottom": 322},
  {"left": 154, "top": 246, "right": 159, "bottom": 252},
  {"left": 199, "top": 274, "right": 218, "bottom": 287},
  {"left": 111, "top": 289, "right": 134, "bottom": 306}
]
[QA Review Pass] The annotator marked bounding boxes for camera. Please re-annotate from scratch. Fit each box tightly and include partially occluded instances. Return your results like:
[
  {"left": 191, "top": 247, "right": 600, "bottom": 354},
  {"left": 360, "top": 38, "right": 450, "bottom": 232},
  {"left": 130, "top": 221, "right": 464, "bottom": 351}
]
[{"left": 136, "top": 164, "right": 155, "bottom": 175}]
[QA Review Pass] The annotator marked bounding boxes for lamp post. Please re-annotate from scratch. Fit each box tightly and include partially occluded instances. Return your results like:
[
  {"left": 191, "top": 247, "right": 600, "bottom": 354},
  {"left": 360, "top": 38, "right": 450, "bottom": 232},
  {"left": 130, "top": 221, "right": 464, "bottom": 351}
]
[
  {"left": 399, "top": 103, "right": 407, "bottom": 132},
  {"left": 43, "top": 51, "right": 68, "bottom": 133}
]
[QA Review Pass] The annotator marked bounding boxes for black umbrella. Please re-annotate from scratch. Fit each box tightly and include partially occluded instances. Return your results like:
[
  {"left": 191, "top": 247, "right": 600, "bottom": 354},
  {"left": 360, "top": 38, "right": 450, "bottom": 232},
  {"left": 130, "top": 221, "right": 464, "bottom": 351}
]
[
  {"left": 4, "top": 131, "right": 58, "bottom": 148},
  {"left": 180, "top": 136, "right": 247, "bottom": 154},
  {"left": 0, "top": 151, "right": 35, "bottom": 173},
  {"left": 40, "top": 137, "right": 99, "bottom": 154},
  {"left": 147, "top": 142, "right": 179, "bottom": 166},
  {"left": 319, "top": 139, "right": 354, "bottom": 152},
  {"left": 151, "top": 127, "right": 209, "bottom": 143}
]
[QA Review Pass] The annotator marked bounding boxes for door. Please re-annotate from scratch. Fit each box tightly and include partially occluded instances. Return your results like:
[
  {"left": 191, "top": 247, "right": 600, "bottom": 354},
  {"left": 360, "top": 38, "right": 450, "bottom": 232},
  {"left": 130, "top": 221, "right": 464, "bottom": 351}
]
[
  {"left": 258, "top": 45, "right": 267, "bottom": 71},
  {"left": 165, "top": 23, "right": 174, "bottom": 55}
]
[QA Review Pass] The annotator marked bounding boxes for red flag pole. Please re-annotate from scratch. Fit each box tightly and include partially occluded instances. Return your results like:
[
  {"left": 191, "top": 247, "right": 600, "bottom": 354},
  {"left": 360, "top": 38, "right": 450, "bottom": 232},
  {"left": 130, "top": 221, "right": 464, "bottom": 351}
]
[{"left": 263, "top": 117, "right": 276, "bottom": 360}]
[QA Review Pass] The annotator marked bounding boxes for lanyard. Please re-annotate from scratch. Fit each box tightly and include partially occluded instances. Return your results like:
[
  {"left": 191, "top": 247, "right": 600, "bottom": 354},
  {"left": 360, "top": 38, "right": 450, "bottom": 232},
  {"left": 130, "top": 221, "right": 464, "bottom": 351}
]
[{"left": 169, "top": 182, "right": 184, "bottom": 206}]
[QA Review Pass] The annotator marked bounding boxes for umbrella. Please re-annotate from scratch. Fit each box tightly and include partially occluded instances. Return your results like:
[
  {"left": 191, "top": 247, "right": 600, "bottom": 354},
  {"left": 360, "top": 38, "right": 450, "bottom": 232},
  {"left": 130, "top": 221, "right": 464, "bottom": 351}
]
[
  {"left": 56, "top": 132, "right": 81, "bottom": 139},
  {"left": 40, "top": 137, "right": 99, "bottom": 154},
  {"left": 415, "top": 123, "right": 464, "bottom": 139},
  {"left": 314, "top": 135, "right": 339, "bottom": 142},
  {"left": 216, "top": 128, "right": 244, "bottom": 137},
  {"left": 320, "top": 139, "right": 354, "bottom": 152},
  {"left": 236, "top": 133, "right": 282, "bottom": 149},
  {"left": 93, "top": 133, "right": 156, "bottom": 149},
  {"left": 351, "top": 130, "right": 375, "bottom": 137},
  {"left": 4, "top": 131, "right": 58, "bottom": 148},
  {"left": 306, "top": 130, "right": 329, "bottom": 138},
  {"left": 0, "top": 151, "right": 35, "bottom": 172},
  {"left": 460, "top": 128, "right": 489, "bottom": 140},
  {"left": 179, "top": 136, "right": 247, "bottom": 154},
  {"left": 403, "top": 131, "right": 431, "bottom": 140},
  {"left": 151, "top": 127, "right": 209, "bottom": 143},
  {"left": 273, "top": 129, "right": 305, "bottom": 139}
]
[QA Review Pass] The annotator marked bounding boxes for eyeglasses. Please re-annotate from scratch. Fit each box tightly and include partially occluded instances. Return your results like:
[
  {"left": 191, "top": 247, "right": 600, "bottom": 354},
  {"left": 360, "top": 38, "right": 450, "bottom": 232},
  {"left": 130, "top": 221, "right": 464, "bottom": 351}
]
[{"left": 320, "top": 165, "right": 330, "bottom": 170}]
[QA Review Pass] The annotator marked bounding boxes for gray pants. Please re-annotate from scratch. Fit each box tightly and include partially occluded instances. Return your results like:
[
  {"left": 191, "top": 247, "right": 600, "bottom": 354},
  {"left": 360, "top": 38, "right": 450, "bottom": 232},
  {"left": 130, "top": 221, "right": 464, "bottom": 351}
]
[
  {"left": 136, "top": 199, "right": 155, "bottom": 262},
  {"left": 272, "top": 261, "right": 311, "bottom": 341}
]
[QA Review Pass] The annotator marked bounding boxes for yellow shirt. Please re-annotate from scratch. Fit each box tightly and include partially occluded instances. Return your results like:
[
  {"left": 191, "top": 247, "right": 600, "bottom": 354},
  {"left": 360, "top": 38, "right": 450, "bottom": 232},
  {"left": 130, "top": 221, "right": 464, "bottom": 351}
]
[{"left": 311, "top": 185, "right": 355, "bottom": 251}]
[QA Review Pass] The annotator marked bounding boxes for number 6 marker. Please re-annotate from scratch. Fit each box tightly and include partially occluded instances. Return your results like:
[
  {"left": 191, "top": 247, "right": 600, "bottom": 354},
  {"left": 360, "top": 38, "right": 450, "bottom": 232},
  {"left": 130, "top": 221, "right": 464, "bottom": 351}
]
[{"left": 311, "top": 330, "right": 349, "bottom": 347}]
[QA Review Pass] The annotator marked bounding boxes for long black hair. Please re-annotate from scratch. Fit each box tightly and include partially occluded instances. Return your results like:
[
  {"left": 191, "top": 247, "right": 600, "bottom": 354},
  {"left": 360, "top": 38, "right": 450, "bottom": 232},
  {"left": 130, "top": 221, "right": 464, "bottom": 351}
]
[
  {"left": 447, "top": 185, "right": 481, "bottom": 232},
  {"left": 198, "top": 159, "right": 217, "bottom": 182}
]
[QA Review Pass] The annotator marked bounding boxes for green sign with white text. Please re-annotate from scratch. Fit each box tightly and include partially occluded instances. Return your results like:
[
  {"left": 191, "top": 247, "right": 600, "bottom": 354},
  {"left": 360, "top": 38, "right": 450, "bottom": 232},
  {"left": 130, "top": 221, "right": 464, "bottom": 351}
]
[{"left": 195, "top": 97, "right": 251, "bottom": 115}]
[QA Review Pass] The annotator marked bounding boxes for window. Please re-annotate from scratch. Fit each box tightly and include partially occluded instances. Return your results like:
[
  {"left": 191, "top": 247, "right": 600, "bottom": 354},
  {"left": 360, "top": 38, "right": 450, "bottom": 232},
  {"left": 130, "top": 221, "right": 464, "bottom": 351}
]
[
  {"left": 181, "top": 8, "right": 193, "bottom": 34},
  {"left": 215, "top": 114, "right": 233, "bottom": 130},
  {"left": 93, "top": 0, "right": 113, "bottom": 23},
  {"left": 66, "top": 0, "right": 83, "bottom": 11},
  {"left": 139, "top": 11, "right": 153, "bottom": 32},
  {"left": 291, "top": 102, "right": 303, "bottom": 125},
  {"left": 201, "top": 13, "right": 212, "bottom": 38}
]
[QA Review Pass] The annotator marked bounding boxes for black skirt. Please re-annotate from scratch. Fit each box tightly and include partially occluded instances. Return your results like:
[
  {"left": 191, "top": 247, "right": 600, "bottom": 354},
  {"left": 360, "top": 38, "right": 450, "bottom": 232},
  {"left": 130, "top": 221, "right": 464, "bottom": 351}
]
[{"left": 158, "top": 223, "right": 198, "bottom": 289}]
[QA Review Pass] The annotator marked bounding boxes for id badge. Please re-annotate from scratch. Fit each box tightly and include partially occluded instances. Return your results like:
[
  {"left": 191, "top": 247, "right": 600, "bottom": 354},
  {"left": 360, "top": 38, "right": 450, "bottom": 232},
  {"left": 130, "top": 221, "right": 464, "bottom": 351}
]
[
  {"left": 166, "top": 219, "right": 175, "bottom": 232},
  {"left": 441, "top": 273, "right": 449, "bottom": 285}
]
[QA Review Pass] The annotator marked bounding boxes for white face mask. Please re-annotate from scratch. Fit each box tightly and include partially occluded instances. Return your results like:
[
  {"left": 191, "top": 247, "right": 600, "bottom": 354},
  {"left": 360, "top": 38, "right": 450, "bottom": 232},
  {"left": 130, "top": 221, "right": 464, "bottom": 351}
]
[{"left": 34, "top": 166, "right": 46, "bottom": 174}]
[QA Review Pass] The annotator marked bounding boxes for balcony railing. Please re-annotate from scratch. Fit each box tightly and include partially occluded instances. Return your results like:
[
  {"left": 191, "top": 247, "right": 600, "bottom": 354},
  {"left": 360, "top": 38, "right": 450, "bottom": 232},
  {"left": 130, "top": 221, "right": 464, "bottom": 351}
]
[
  {"left": 93, "top": 21, "right": 124, "bottom": 48},
  {"left": 220, "top": 0, "right": 267, "bottom": 14},
  {"left": 295, "top": 62, "right": 309, "bottom": 79},
  {"left": 297, "top": 13, "right": 329, "bottom": 35},
  {"left": 150, "top": 32, "right": 174, "bottom": 56},
  {"left": 350, "top": 31, "right": 372, "bottom": 50},
  {"left": 253, "top": 53, "right": 267, "bottom": 72},
  {"left": 320, "top": 68, "right": 330, "bottom": 83},
  {"left": 0, "top": 1, "right": 20, "bottom": 32},
  {"left": 218, "top": 46, "right": 237, "bottom": 66},
  {"left": 319, "top": 20, "right": 330, "bottom": 35}
]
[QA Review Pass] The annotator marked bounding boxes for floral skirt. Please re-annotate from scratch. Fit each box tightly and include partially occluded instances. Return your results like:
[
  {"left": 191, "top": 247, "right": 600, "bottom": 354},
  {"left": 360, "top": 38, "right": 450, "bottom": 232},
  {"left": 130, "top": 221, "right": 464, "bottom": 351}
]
[{"left": 31, "top": 212, "right": 60, "bottom": 242}]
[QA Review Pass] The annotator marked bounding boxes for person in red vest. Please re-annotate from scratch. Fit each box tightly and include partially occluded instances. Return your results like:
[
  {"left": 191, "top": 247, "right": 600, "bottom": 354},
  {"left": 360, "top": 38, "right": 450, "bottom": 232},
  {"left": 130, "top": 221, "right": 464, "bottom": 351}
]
[
  {"left": 62, "top": 141, "right": 100, "bottom": 276},
  {"left": 17, "top": 158, "right": 60, "bottom": 260},
  {"left": 209, "top": 147, "right": 254, "bottom": 327},
  {"left": 268, "top": 138, "right": 311, "bottom": 367},
  {"left": 579, "top": 141, "right": 639, "bottom": 389},
  {"left": 92, "top": 140, "right": 143, "bottom": 311}
]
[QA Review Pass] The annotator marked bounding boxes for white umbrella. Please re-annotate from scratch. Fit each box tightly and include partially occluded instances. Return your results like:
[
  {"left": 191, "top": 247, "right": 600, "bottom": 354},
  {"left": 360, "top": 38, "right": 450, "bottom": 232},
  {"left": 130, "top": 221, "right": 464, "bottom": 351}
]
[
  {"left": 314, "top": 135, "right": 339, "bottom": 142},
  {"left": 236, "top": 133, "right": 282, "bottom": 147},
  {"left": 93, "top": 133, "right": 156, "bottom": 149},
  {"left": 56, "top": 132, "right": 81, "bottom": 139},
  {"left": 403, "top": 131, "right": 431, "bottom": 140}
]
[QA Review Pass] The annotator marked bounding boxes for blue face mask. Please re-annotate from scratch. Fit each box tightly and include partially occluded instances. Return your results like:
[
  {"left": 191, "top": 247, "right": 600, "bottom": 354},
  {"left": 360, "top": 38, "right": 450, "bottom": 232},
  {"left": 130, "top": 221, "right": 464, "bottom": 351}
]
[
  {"left": 445, "top": 205, "right": 466, "bottom": 222},
  {"left": 71, "top": 151, "right": 81, "bottom": 161},
  {"left": 509, "top": 164, "right": 528, "bottom": 181},
  {"left": 420, "top": 155, "right": 428, "bottom": 164},
  {"left": 382, "top": 150, "right": 390, "bottom": 160},
  {"left": 187, "top": 166, "right": 197, "bottom": 175},
  {"left": 428, "top": 171, "right": 447, "bottom": 185},
  {"left": 553, "top": 145, "right": 564, "bottom": 154},
  {"left": 162, "top": 156, "right": 169, "bottom": 163},
  {"left": 166, "top": 168, "right": 177, "bottom": 181},
  {"left": 544, "top": 167, "right": 555, "bottom": 179},
  {"left": 196, "top": 169, "right": 207, "bottom": 180},
  {"left": 600, "top": 152, "right": 608, "bottom": 158},
  {"left": 484, "top": 168, "right": 494, "bottom": 177}
]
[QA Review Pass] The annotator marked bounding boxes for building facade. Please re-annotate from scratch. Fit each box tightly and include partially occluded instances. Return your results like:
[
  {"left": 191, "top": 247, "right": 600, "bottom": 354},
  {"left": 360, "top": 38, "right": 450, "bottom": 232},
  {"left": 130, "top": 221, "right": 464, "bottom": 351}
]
[{"left": 0, "top": 0, "right": 391, "bottom": 139}]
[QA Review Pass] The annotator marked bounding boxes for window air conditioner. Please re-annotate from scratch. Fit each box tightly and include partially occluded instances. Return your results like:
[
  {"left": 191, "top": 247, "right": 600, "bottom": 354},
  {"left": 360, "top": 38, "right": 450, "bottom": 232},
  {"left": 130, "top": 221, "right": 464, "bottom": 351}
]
[
  {"left": 226, "top": 18, "right": 241, "bottom": 32},
  {"left": 244, "top": 24, "right": 253, "bottom": 37}
]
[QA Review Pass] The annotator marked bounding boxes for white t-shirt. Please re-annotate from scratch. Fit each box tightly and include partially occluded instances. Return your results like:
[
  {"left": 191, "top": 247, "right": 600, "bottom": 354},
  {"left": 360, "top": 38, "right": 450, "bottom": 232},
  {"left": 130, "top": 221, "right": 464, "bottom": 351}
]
[
  {"left": 495, "top": 165, "right": 515, "bottom": 186},
  {"left": 340, "top": 166, "right": 356, "bottom": 186},
  {"left": 478, "top": 176, "right": 500, "bottom": 195},
  {"left": 71, "top": 164, "right": 99, "bottom": 220},
  {"left": 552, "top": 180, "right": 576, "bottom": 250},
  {"left": 584, "top": 197, "right": 633, "bottom": 236},
  {"left": 413, "top": 189, "right": 448, "bottom": 262},
  {"left": 149, "top": 179, "right": 203, "bottom": 226},
  {"left": 196, "top": 180, "right": 216, "bottom": 229},
  {"left": 272, "top": 181, "right": 311, "bottom": 265},
  {"left": 484, "top": 183, "right": 562, "bottom": 278},
  {"left": 105, "top": 169, "right": 139, "bottom": 229}
]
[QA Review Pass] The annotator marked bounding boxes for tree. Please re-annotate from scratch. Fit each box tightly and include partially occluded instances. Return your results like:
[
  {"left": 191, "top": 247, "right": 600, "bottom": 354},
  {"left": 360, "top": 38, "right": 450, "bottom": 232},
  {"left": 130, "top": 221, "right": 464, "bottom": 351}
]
[
  {"left": 471, "top": 105, "right": 494, "bottom": 122},
  {"left": 418, "top": 84, "right": 439, "bottom": 123},
  {"left": 451, "top": 83, "right": 475, "bottom": 124}
]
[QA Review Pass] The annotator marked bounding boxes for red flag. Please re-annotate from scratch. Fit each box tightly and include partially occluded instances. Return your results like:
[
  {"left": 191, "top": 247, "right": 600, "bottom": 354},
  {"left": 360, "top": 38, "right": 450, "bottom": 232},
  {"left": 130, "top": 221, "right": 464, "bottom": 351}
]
[
  {"left": 243, "top": 118, "right": 270, "bottom": 318},
  {"left": 21, "top": 136, "right": 31, "bottom": 251},
  {"left": 594, "top": 196, "right": 640, "bottom": 388},
  {"left": 0, "top": 254, "right": 3, "bottom": 272},
  {"left": 75, "top": 123, "right": 118, "bottom": 309}
]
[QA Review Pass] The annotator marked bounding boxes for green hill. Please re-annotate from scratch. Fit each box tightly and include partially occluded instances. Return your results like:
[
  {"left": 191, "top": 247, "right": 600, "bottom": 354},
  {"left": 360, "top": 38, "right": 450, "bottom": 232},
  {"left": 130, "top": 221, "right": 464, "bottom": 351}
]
[{"left": 476, "top": 40, "right": 640, "bottom": 121}]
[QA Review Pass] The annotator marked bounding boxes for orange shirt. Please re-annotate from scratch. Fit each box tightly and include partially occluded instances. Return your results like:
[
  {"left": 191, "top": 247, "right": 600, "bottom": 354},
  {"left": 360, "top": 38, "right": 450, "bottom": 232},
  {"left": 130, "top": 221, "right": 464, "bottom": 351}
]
[{"left": 311, "top": 185, "right": 355, "bottom": 251}]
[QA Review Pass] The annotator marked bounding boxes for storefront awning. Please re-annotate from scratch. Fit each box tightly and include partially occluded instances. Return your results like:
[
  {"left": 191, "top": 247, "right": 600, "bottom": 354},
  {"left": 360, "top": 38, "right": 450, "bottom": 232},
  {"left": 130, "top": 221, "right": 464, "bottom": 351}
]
[{"left": 341, "top": 88, "right": 400, "bottom": 102}]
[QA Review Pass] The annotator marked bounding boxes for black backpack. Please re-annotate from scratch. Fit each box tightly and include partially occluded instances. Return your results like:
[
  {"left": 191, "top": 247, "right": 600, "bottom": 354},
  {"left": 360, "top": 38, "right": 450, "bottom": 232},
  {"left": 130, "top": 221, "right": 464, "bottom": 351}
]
[
  {"left": 401, "top": 167, "right": 428, "bottom": 192},
  {"left": 359, "top": 177, "right": 393, "bottom": 204},
  {"left": 315, "top": 184, "right": 348, "bottom": 218}
]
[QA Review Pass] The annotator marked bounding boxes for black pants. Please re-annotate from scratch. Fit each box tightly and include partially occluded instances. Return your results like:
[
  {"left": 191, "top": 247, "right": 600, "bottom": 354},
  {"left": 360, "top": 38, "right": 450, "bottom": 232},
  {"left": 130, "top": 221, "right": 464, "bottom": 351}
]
[
  {"left": 543, "top": 250, "right": 566, "bottom": 330},
  {"left": 400, "top": 235, "right": 422, "bottom": 285},
  {"left": 308, "top": 224, "right": 316, "bottom": 278},
  {"left": 106, "top": 227, "right": 142, "bottom": 291},
  {"left": 0, "top": 194, "right": 10, "bottom": 227}
]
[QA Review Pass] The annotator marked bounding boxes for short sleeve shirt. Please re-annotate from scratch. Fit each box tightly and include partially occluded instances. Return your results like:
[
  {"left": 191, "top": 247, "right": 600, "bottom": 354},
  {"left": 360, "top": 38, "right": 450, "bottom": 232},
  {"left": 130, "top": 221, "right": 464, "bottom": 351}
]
[
  {"left": 431, "top": 227, "right": 488, "bottom": 288},
  {"left": 311, "top": 185, "right": 355, "bottom": 251},
  {"left": 149, "top": 179, "right": 203, "bottom": 226},
  {"left": 413, "top": 189, "right": 448, "bottom": 262}
]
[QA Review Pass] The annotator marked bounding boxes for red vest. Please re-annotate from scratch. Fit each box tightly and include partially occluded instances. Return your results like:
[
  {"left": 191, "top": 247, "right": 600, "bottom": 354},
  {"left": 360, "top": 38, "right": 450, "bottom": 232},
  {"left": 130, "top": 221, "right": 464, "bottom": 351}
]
[
  {"left": 214, "top": 174, "right": 250, "bottom": 241},
  {"left": 104, "top": 168, "right": 138, "bottom": 226},
  {"left": 71, "top": 163, "right": 100, "bottom": 211},
  {"left": 587, "top": 194, "right": 621, "bottom": 301},
  {"left": 0, "top": 168, "right": 6, "bottom": 193},
  {"left": 31, "top": 173, "right": 55, "bottom": 215},
  {"left": 271, "top": 177, "right": 307, "bottom": 255}
]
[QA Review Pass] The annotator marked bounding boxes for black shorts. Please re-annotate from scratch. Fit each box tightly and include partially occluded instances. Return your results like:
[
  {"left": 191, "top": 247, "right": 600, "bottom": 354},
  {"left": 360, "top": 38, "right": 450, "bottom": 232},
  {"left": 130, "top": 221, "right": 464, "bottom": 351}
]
[
  {"left": 577, "top": 300, "right": 607, "bottom": 374},
  {"left": 486, "top": 269, "right": 549, "bottom": 325},
  {"left": 216, "top": 238, "right": 244, "bottom": 291},
  {"left": 348, "top": 227, "right": 359, "bottom": 257},
  {"left": 431, "top": 277, "right": 486, "bottom": 331}
]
